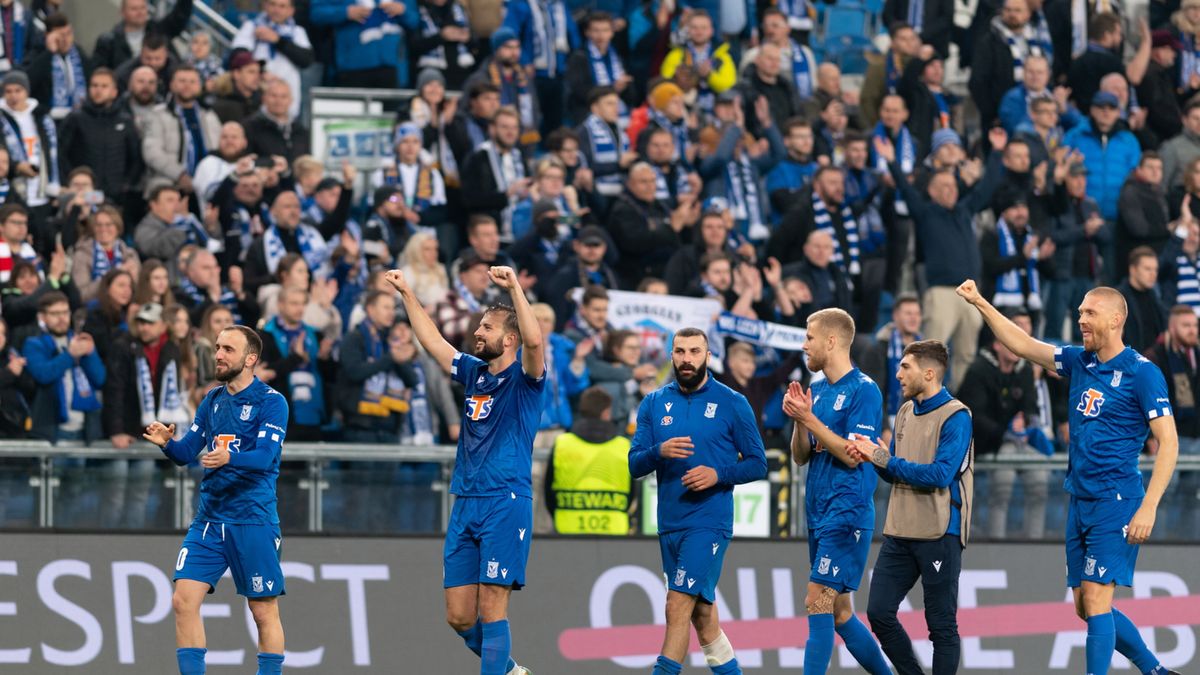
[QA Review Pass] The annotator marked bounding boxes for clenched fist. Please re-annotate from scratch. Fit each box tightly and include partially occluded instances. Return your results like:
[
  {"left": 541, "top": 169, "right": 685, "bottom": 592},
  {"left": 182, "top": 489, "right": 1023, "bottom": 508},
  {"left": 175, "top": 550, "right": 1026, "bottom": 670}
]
[{"left": 956, "top": 279, "right": 982, "bottom": 306}]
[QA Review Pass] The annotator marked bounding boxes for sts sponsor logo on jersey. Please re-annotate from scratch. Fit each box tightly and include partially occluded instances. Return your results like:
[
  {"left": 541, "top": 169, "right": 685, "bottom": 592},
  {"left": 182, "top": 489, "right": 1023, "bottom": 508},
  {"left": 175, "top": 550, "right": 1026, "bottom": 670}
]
[
  {"left": 466, "top": 395, "right": 495, "bottom": 421},
  {"left": 211, "top": 434, "right": 241, "bottom": 454},
  {"left": 1077, "top": 388, "right": 1105, "bottom": 418}
]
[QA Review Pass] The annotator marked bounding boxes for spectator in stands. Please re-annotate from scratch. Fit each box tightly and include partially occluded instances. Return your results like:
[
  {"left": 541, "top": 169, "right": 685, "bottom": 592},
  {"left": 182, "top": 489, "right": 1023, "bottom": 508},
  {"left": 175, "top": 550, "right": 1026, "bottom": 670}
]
[
  {"left": 1160, "top": 204, "right": 1200, "bottom": 307},
  {"left": 0, "top": 0, "right": 35, "bottom": 77},
  {"left": 42, "top": 167, "right": 96, "bottom": 253},
  {"left": 738, "top": 43, "right": 803, "bottom": 141},
  {"left": 998, "top": 54, "right": 1079, "bottom": 135},
  {"left": 23, "top": 291, "right": 104, "bottom": 444},
  {"left": 883, "top": 0, "right": 953, "bottom": 57},
  {"left": 0, "top": 70, "right": 60, "bottom": 244},
  {"left": 981, "top": 185, "right": 1056, "bottom": 323},
  {"left": 214, "top": 154, "right": 284, "bottom": 268},
  {"left": 718, "top": 340, "right": 803, "bottom": 439},
  {"left": 244, "top": 79, "right": 309, "bottom": 161},
  {"left": 409, "top": 0, "right": 475, "bottom": 91},
  {"left": 661, "top": 11, "right": 735, "bottom": 120},
  {"left": 141, "top": 66, "right": 220, "bottom": 202},
  {"left": 461, "top": 106, "right": 529, "bottom": 239},
  {"left": 531, "top": 302, "right": 590, "bottom": 430},
  {"left": 970, "top": 0, "right": 1048, "bottom": 130},
  {"left": 502, "top": 0, "right": 579, "bottom": 137},
  {"left": 59, "top": 68, "right": 144, "bottom": 212},
  {"left": 578, "top": 86, "right": 637, "bottom": 201},
  {"left": 700, "top": 94, "right": 783, "bottom": 243},
  {"left": 861, "top": 22, "right": 920, "bottom": 128},
  {"left": 814, "top": 96, "right": 850, "bottom": 163},
  {"left": 1069, "top": 14, "right": 1150, "bottom": 112},
  {"left": 26, "top": 12, "right": 88, "bottom": 121},
  {"left": 255, "top": 253, "right": 342, "bottom": 337},
  {"left": 192, "top": 302, "right": 232, "bottom": 390},
  {"left": 376, "top": 123, "right": 449, "bottom": 234},
  {"left": 563, "top": 284, "right": 610, "bottom": 349},
  {"left": 898, "top": 44, "right": 953, "bottom": 160},
  {"left": 1063, "top": 91, "right": 1141, "bottom": 224},
  {"left": 93, "top": 0, "right": 193, "bottom": 71},
  {"left": 782, "top": 229, "right": 853, "bottom": 314},
  {"left": 1143, "top": 304, "right": 1200, "bottom": 539},
  {"left": 310, "top": 0, "right": 416, "bottom": 89},
  {"left": 958, "top": 308, "right": 1048, "bottom": 539},
  {"left": 635, "top": 81, "right": 693, "bottom": 168},
  {"left": 565, "top": 11, "right": 635, "bottom": 127},
  {"left": 590, "top": 328, "right": 654, "bottom": 424},
  {"left": 770, "top": 165, "right": 853, "bottom": 270},
  {"left": 1043, "top": 161, "right": 1107, "bottom": 340},
  {"left": 398, "top": 230, "right": 449, "bottom": 308},
  {"left": 175, "top": 247, "right": 260, "bottom": 327},
  {"left": 544, "top": 385, "right": 632, "bottom": 534},
  {"left": 509, "top": 198, "right": 569, "bottom": 295},
  {"left": 0, "top": 318, "right": 30, "bottom": 441},
  {"left": 135, "top": 185, "right": 193, "bottom": 262},
  {"left": 433, "top": 250, "right": 491, "bottom": 350},
  {"left": 637, "top": 124, "right": 697, "bottom": 209},
  {"left": 2, "top": 257, "right": 69, "bottom": 337},
  {"left": 876, "top": 128, "right": 1008, "bottom": 389},
  {"left": 1161, "top": 99, "right": 1200, "bottom": 191},
  {"left": 467, "top": 28, "right": 541, "bottom": 147},
  {"left": 0, "top": 203, "right": 37, "bottom": 281},
  {"left": 1139, "top": 30, "right": 1184, "bottom": 145},
  {"left": 450, "top": 214, "right": 517, "bottom": 280},
  {"left": 71, "top": 206, "right": 140, "bottom": 304},
  {"left": 841, "top": 131, "right": 887, "bottom": 256},
  {"left": 1119, "top": 246, "right": 1169, "bottom": 352},
  {"left": 445, "top": 80, "right": 499, "bottom": 172},
  {"left": 193, "top": 121, "right": 248, "bottom": 210},
  {"left": 114, "top": 31, "right": 175, "bottom": 95},
  {"left": 360, "top": 185, "right": 413, "bottom": 269},
  {"left": 336, "top": 289, "right": 418, "bottom": 441},
  {"left": 232, "top": 0, "right": 314, "bottom": 122},
  {"left": 1117, "top": 152, "right": 1171, "bottom": 271},
  {"left": 122, "top": 65, "right": 158, "bottom": 128},
  {"left": 544, "top": 225, "right": 618, "bottom": 329},
  {"left": 862, "top": 294, "right": 924, "bottom": 431},
  {"left": 134, "top": 258, "right": 178, "bottom": 311},
  {"left": 665, "top": 210, "right": 739, "bottom": 295},
  {"left": 609, "top": 162, "right": 698, "bottom": 288},
  {"left": 187, "top": 29, "right": 223, "bottom": 87},
  {"left": 259, "top": 286, "right": 332, "bottom": 440},
  {"left": 510, "top": 156, "right": 586, "bottom": 241},
  {"left": 1014, "top": 97, "right": 1067, "bottom": 169},
  {"left": 212, "top": 48, "right": 263, "bottom": 124},
  {"left": 243, "top": 191, "right": 327, "bottom": 294},
  {"left": 743, "top": 9, "right": 819, "bottom": 106}
]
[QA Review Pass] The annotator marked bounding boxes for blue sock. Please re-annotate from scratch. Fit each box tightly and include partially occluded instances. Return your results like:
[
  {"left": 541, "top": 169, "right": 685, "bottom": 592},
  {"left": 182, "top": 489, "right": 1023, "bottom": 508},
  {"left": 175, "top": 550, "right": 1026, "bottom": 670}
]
[
  {"left": 481, "top": 619, "right": 511, "bottom": 675},
  {"left": 836, "top": 615, "right": 892, "bottom": 675},
  {"left": 256, "top": 652, "right": 283, "bottom": 675},
  {"left": 176, "top": 647, "right": 206, "bottom": 675},
  {"left": 1111, "top": 608, "right": 1165, "bottom": 674},
  {"left": 804, "top": 613, "right": 836, "bottom": 675},
  {"left": 459, "top": 621, "right": 518, "bottom": 672},
  {"left": 711, "top": 657, "right": 741, "bottom": 674},
  {"left": 1086, "top": 613, "right": 1116, "bottom": 675},
  {"left": 652, "top": 654, "right": 683, "bottom": 675}
]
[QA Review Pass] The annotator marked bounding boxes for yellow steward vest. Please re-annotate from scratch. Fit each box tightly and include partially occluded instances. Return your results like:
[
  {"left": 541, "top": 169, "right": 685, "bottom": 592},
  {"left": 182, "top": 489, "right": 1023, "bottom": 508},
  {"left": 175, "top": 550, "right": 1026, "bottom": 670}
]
[{"left": 550, "top": 433, "right": 632, "bottom": 535}]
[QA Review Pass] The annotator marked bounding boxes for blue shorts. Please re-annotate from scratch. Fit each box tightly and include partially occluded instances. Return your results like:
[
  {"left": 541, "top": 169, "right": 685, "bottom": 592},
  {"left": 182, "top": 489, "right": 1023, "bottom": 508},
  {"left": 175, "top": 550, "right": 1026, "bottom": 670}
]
[
  {"left": 659, "top": 528, "right": 731, "bottom": 604},
  {"left": 809, "top": 525, "right": 872, "bottom": 593},
  {"left": 444, "top": 494, "right": 533, "bottom": 589},
  {"left": 1066, "top": 495, "right": 1140, "bottom": 588},
  {"left": 174, "top": 521, "right": 285, "bottom": 598}
]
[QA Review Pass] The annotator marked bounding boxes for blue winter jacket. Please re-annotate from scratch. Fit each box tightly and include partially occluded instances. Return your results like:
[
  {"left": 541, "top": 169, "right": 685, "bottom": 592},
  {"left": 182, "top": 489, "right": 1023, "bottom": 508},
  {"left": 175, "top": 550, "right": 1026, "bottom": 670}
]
[
  {"left": 1062, "top": 119, "right": 1141, "bottom": 221},
  {"left": 311, "top": 0, "right": 419, "bottom": 72}
]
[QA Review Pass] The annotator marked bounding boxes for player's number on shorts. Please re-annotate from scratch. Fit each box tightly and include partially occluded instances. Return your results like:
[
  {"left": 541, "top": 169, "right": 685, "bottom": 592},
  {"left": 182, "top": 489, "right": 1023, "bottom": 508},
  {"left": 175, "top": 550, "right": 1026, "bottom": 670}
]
[
  {"left": 176, "top": 547, "right": 189, "bottom": 571},
  {"left": 577, "top": 515, "right": 611, "bottom": 531}
]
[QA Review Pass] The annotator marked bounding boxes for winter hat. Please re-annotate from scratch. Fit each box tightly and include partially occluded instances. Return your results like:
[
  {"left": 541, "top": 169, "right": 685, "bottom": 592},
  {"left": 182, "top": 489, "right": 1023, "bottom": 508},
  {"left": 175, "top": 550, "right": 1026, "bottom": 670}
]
[
  {"left": 930, "top": 128, "right": 963, "bottom": 156},
  {"left": 649, "top": 82, "right": 684, "bottom": 110},
  {"left": 490, "top": 27, "right": 518, "bottom": 52},
  {"left": 2, "top": 70, "right": 29, "bottom": 92},
  {"left": 416, "top": 68, "right": 446, "bottom": 91}
]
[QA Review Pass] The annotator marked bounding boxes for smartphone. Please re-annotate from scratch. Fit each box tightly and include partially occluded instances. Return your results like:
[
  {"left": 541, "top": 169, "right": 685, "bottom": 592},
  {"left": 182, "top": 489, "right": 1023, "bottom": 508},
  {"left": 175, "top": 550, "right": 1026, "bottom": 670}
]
[{"left": 84, "top": 190, "right": 105, "bottom": 206}]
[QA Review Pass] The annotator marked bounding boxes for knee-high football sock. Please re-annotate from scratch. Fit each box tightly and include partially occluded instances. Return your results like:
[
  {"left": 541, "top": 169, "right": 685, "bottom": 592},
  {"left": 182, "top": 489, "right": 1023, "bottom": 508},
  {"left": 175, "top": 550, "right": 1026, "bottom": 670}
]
[
  {"left": 804, "top": 613, "right": 836, "bottom": 675},
  {"left": 1086, "top": 613, "right": 1116, "bottom": 675},
  {"left": 256, "top": 652, "right": 283, "bottom": 675},
  {"left": 836, "top": 615, "right": 893, "bottom": 675},
  {"left": 1111, "top": 608, "right": 1169, "bottom": 674},
  {"left": 652, "top": 654, "right": 683, "bottom": 675},
  {"left": 176, "top": 647, "right": 206, "bottom": 675},
  {"left": 481, "top": 619, "right": 512, "bottom": 675},
  {"left": 459, "top": 621, "right": 519, "bottom": 672}
]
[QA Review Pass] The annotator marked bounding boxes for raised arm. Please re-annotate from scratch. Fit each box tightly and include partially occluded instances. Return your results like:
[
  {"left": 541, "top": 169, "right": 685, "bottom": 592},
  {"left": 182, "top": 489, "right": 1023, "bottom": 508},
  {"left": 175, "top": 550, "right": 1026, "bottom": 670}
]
[
  {"left": 385, "top": 269, "right": 456, "bottom": 372},
  {"left": 955, "top": 279, "right": 1057, "bottom": 371},
  {"left": 488, "top": 266, "right": 544, "bottom": 379}
]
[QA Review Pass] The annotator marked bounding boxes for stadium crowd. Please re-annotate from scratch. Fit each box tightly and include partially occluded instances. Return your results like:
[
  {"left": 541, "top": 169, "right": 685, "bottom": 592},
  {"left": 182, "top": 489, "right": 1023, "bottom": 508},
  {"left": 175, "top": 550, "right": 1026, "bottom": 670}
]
[{"left": 0, "top": 0, "right": 1197, "bottom": 539}]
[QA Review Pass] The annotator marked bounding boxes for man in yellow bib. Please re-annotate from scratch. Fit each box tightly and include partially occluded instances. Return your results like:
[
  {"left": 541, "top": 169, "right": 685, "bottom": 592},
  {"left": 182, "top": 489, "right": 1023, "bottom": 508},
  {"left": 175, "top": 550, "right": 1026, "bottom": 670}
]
[{"left": 545, "top": 386, "right": 632, "bottom": 535}]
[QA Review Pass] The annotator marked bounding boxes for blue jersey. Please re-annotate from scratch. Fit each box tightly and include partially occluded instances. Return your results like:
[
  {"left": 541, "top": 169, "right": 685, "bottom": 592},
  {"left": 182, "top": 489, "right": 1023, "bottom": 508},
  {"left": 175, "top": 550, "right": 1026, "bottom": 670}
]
[
  {"left": 450, "top": 351, "right": 545, "bottom": 497},
  {"left": 1054, "top": 345, "right": 1172, "bottom": 500},
  {"left": 628, "top": 377, "right": 768, "bottom": 536},
  {"left": 162, "top": 378, "right": 288, "bottom": 525},
  {"left": 806, "top": 368, "right": 882, "bottom": 532}
]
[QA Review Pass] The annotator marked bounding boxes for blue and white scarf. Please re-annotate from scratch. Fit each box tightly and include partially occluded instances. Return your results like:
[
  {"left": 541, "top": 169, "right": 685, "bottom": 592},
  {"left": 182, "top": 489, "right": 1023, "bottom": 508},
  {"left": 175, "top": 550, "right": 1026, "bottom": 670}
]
[
  {"left": 1030, "top": 10, "right": 1053, "bottom": 66},
  {"left": 230, "top": 202, "right": 270, "bottom": 263},
  {"left": 777, "top": 0, "right": 814, "bottom": 31},
  {"left": 653, "top": 163, "right": 691, "bottom": 203},
  {"left": 1, "top": 109, "right": 59, "bottom": 198},
  {"left": 417, "top": 2, "right": 473, "bottom": 70},
  {"left": 39, "top": 332, "right": 100, "bottom": 423},
  {"left": 177, "top": 104, "right": 207, "bottom": 175},
  {"left": 455, "top": 279, "right": 483, "bottom": 313},
  {"left": 812, "top": 189, "right": 860, "bottom": 275},
  {"left": 529, "top": 0, "right": 569, "bottom": 77},
  {"left": 886, "top": 327, "right": 920, "bottom": 418},
  {"left": 583, "top": 113, "right": 627, "bottom": 196},
  {"left": 885, "top": 50, "right": 903, "bottom": 93},
  {"left": 50, "top": 47, "right": 86, "bottom": 119},
  {"left": 907, "top": 0, "right": 925, "bottom": 32},
  {"left": 0, "top": 178, "right": 9, "bottom": 203},
  {"left": 171, "top": 213, "right": 210, "bottom": 247},
  {"left": 1176, "top": 253, "right": 1200, "bottom": 313},
  {"left": 726, "top": 151, "right": 765, "bottom": 240},
  {"left": 790, "top": 41, "right": 814, "bottom": 99},
  {"left": 136, "top": 350, "right": 188, "bottom": 427},
  {"left": 262, "top": 318, "right": 325, "bottom": 426},
  {"left": 90, "top": 240, "right": 121, "bottom": 281},
  {"left": 993, "top": 218, "right": 1043, "bottom": 310},
  {"left": 263, "top": 222, "right": 328, "bottom": 275},
  {"left": 587, "top": 41, "right": 629, "bottom": 125},
  {"left": 685, "top": 42, "right": 716, "bottom": 115},
  {"left": 1182, "top": 34, "right": 1200, "bottom": 90},
  {"left": 355, "top": 320, "right": 406, "bottom": 418},
  {"left": 403, "top": 359, "right": 435, "bottom": 444},
  {"left": 0, "top": 2, "right": 27, "bottom": 72},
  {"left": 872, "top": 122, "right": 914, "bottom": 216},
  {"left": 649, "top": 108, "right": 689, "bottom": 165},
  {"left": 991, "top": 16, "right": 1043, "bottom": 82},
  {"left": 253, "top": 12, "right": 297, "bottom": 60},
  {"left": 482, "top": 140, "right": 524, "bottom": 236},
  {"left": 178, "top": 277, "right": 243, "bottom": 323}
]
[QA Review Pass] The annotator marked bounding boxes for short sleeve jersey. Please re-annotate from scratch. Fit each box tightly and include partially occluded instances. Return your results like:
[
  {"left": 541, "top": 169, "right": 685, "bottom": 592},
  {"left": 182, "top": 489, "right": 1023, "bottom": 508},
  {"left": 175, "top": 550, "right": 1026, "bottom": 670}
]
[
  {"left": 449, "top": 352, "right": 546, "bottom": 497},
  {"left": 1054, "top": 345, "right": 1172, "bottom": 500},
  {"left": 805, "top": 368, "right": 883, "bottom": 531}
]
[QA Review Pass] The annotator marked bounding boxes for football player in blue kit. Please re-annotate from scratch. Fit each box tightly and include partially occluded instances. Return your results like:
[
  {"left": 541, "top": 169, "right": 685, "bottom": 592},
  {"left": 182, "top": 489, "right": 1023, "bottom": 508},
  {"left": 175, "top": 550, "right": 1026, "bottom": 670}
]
[
  {"left": 628, "top": 327, "right": 768, "bottom": 675},
  {"left": 143, "top": 326, "right": 289, "bottom": 675},
  {"left": 782, "top": 308, "right": 892, "bottom": 675},
  {"left": 958, "top": 280, "right": 1180, "bottom": 675},
  {"left": 386, "top": 265, "right": 542, "bottom": 675}
]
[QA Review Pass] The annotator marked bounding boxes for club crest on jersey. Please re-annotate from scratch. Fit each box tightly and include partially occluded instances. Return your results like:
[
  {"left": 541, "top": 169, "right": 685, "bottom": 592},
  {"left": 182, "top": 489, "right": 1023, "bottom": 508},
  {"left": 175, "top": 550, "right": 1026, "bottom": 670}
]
[
  {"left": 487, "top": 560, "right": 499, "bottom": 579},
  {"left": 705, "top": 402, "right": 718, "bottom": 418},
  {"left": 1077, "top": 388, "right": 1105, "bottom": 417},
  {"left": 1111, "top": 371, "right": 1123, "bottom": 387},
  {"left": 833, "top": 394, "right": 846, "bottom": 411},
  {"left": 661, "top": 415, "right": 673, "bottom": 426},
  {"left": 240, "top": 405, "right": 252, "bottom": 421},
  {"left": 818, "top": 556, "right": 831, "bottom": 575},
  {"left": 466, "top": 395, "right": 494, "bottom": 420}
]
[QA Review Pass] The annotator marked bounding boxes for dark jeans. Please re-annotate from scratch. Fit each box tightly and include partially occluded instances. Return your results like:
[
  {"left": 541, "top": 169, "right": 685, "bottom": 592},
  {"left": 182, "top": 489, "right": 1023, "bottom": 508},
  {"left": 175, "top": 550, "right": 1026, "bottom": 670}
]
[{"left": 867, "top": 534, "right": 963, "bottom": 675}]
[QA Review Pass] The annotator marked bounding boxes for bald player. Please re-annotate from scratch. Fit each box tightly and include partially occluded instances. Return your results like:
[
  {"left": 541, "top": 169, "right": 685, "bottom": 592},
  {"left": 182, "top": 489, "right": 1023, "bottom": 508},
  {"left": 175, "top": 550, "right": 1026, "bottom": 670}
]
[{"left": 957, "top": 280, "right": 1180, "bottom": 675}]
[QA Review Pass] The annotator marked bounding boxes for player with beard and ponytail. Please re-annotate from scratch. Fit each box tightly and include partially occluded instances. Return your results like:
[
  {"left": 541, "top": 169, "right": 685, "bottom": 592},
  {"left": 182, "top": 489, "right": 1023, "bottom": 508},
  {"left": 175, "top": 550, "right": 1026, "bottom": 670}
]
[
  {"left": 386, "top": 266, "right": 542, "bottom": 675},
  {"left": 144, "top": 326, "right": 289, "bottom": 675},
  {"left": 628, "top": 328, "right": 768, "bottom": 675}
]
